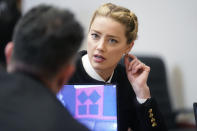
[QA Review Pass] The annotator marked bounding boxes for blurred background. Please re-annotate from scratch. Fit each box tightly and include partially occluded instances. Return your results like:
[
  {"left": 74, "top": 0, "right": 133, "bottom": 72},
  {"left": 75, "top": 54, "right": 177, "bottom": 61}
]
[{"left": 1, "top": 0, "right": 197, "bottom": 130}]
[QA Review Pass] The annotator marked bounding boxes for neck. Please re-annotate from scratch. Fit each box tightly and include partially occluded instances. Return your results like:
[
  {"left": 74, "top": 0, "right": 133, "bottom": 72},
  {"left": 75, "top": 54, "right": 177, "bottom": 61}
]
[
  {"left": 94, "top": 68, "right": 114, "bottom": 82},
  {"left": 8, "top": 61, "right": 58, "bottom": 94}
]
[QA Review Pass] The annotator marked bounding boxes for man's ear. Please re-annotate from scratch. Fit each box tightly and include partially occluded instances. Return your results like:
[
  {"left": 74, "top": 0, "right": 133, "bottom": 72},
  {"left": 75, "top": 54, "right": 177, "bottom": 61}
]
[
  {"left": 125, "top": 41, "right": 134, "bottom": 54},
  {"left": 5, "top": 42, "right": 14, "bottom": 65},
  {"left": 56, "top": 64, "right": 75, "bottom": 92}
]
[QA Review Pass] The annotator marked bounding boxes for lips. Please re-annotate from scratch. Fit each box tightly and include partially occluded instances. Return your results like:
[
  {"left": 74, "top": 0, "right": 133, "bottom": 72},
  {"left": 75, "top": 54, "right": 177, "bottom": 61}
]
[{"left": 93, "top": 54, "right": 106, "bottom": 63}]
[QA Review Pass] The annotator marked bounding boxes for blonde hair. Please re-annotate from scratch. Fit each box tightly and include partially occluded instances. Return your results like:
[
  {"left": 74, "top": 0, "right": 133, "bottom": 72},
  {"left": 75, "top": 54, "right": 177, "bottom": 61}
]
[{"left": 89, "top": 3, "right": 138, "bottom": 44}]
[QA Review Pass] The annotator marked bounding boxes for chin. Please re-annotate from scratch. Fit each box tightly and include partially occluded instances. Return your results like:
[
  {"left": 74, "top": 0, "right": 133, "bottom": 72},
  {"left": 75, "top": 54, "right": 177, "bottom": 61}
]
[{"left": 92, "top": 63, "right": 106, "bottom": 70}]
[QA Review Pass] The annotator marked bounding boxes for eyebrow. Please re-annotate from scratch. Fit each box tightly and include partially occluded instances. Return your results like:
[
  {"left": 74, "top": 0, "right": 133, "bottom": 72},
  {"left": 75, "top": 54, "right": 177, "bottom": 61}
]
[
  {"left": 90, "top": 30, "right": 101, "bottom": 35},
  {"left": 90, "top": 29, "right": 120, "bottom": 39}
]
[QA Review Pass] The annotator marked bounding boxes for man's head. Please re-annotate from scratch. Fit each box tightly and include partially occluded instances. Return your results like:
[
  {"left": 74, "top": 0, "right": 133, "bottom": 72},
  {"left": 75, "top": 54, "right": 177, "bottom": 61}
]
[{"left": 5, "top": 5, "right": 84, "bottom": 93}]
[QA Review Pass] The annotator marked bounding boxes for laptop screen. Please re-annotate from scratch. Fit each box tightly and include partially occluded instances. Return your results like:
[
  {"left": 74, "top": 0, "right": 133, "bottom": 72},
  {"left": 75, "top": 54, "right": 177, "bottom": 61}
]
[{"left": 57, "top": 84, "right": 118, "bottom": 131}]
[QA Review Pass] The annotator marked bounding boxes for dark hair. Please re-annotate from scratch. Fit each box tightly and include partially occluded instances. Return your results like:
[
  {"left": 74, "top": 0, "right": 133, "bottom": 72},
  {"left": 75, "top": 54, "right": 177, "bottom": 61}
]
[
  {"left": 11, "top": 4, "right": 83, "bottom": 78},
  {"left": 0, "top": 0, "right": 21, "bottom": 66}
]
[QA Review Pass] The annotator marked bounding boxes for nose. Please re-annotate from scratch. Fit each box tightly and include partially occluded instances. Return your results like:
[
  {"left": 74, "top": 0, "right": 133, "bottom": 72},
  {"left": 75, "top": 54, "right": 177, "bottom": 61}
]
[{"left": 96, "top": 39, "right": 106, "bottom": 52}]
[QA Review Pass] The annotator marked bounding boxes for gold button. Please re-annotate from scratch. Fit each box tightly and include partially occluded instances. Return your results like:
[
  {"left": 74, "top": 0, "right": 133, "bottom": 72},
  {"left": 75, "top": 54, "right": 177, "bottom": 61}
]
[
  {"left": 148, "top": 108, "right": 153, "bottom": 113},
  {"left": 151, "top": 118, "right": 156, "bottom": 123},
  {"left": 152, "top": 122, "right": 157, "bottom": 127},
  {"left": 149, "top": 113, "right": 153, "bottom": 118}
]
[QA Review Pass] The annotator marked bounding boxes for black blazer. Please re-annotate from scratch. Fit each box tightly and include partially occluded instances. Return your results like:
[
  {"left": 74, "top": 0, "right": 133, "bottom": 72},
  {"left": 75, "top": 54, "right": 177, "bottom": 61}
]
[
  {"left": 0, "top": 71, "right": 89, "bottom": 131},
  {"left": 68, "top": 51, "right": 167, "bottom": 131}
]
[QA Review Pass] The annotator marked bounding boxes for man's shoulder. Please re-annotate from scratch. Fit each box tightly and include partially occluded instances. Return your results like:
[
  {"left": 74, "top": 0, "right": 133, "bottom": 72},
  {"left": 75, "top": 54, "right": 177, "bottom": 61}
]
[{"left": 0, "top": 72, "right": 89, "bottom": 131}]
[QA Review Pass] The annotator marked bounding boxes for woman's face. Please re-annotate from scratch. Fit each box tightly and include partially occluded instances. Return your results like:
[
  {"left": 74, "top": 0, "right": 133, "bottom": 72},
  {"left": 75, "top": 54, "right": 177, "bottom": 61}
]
[{"left": 87, "top": 16, "right": 133, "bottom": 72}]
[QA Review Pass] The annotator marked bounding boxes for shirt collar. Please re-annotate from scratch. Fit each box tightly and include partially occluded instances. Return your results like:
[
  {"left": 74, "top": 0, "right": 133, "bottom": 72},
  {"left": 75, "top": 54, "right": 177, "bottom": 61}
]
[{"left": 82, "top": 54, "right": 113, "bottom": 83}]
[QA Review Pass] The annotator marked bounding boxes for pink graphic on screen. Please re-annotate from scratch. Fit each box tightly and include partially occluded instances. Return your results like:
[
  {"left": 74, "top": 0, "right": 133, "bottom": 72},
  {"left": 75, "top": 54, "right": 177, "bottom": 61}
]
[{"left": 75, "top": 85, "right": 116, "bottom": 120}]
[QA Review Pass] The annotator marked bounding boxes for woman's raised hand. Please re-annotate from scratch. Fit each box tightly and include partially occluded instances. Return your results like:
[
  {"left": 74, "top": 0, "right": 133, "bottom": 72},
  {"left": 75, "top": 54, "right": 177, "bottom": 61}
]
[{"left": 124, "top": 54, "right": 151, "bottom": 99}]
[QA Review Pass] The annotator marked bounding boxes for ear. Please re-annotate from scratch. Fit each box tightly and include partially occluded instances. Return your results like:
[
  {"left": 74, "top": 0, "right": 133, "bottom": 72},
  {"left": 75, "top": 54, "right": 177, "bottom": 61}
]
[
  {"left": 5, "top": 42, "right": 14, "bottom": 65},
  {"left": 125, "top": 41, "right": 134, "bottom": 54},
  {"left": 56, "top": 64, "right": 75, "bottom": 92}
]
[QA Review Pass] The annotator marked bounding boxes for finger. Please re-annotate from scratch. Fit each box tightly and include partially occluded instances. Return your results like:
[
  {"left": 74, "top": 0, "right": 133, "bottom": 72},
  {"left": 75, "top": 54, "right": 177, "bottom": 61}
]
[
  {"left": 144, "top": 65, "right": 151, "bottom": 72},
  {"left": 128, "top": 58, "right": 139, "bottom": 71},
  {"left": 131, "top": 60, "right": 140, "bottom": 69},
  {"left": 132, "top": 63, "right": 145, "bottom": 74},
  {"left": 127, "top": 53, "right": 137, "bottom": 60},
  {"left": 125, "top": 54, "right": 140, "bottom": 71},
  {"left": 133, "top": 63, "right": 151, "bottom": 74}
]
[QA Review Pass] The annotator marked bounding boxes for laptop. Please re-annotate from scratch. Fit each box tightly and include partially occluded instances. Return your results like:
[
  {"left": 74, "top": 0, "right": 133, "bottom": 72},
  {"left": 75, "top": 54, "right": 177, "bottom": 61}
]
[{"left": 57, "top": 84, "right": 118, "bottom": 131}]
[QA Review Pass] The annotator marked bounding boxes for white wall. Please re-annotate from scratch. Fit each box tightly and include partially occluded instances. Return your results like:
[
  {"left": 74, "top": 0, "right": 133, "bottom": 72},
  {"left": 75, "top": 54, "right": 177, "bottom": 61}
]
[{"left": 22, "top": 0, "right": 197, "bottom": 109}]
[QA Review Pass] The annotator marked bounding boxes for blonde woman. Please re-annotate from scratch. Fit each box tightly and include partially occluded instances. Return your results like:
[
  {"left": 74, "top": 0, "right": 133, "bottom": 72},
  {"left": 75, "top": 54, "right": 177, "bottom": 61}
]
[{"left": 69, "top": 3, "right": 167, "bottom": 131}]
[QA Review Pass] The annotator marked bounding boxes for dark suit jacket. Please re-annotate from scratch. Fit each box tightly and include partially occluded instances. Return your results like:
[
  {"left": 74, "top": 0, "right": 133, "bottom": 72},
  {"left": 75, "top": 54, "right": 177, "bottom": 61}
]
[
  {"left": 68, "top": 51, "right": 167, "bottom": 131},
  {"left": 0, "top": 71, "right": 89, "bottom": 131}
]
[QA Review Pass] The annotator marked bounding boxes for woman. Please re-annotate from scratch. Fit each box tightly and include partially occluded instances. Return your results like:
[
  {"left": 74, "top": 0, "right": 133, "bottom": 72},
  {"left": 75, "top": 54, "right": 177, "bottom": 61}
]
[{"left": 69, "top": 3, "right": 167, "bottom": 131}]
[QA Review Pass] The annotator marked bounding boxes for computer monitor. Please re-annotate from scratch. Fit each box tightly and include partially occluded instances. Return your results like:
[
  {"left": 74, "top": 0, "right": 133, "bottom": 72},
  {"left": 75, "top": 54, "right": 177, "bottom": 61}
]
[{"left": 57, "top": 84, "right": 118, "bottom": 131}]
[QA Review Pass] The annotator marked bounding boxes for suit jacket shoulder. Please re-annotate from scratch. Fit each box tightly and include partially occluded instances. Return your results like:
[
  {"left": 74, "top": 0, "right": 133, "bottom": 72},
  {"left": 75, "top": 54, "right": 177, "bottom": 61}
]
[{"left": 0, "top": 72, "right": 89, "bottom": 131}]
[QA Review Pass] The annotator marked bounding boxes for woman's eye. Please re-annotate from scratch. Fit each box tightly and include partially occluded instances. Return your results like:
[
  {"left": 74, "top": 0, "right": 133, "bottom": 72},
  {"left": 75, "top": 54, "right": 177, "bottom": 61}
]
[
  {"left": 91, "top": 33, "right": 99, "bottom": 39},
  {"left": 109, "top": 39, "right": 118, "bottom": 44}
]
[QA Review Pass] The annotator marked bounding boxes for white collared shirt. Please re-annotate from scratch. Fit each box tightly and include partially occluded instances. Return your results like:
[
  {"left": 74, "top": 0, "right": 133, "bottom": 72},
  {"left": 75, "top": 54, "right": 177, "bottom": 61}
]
[{"left": 82, "top": 54, "right": 113, "bottom": 83}]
